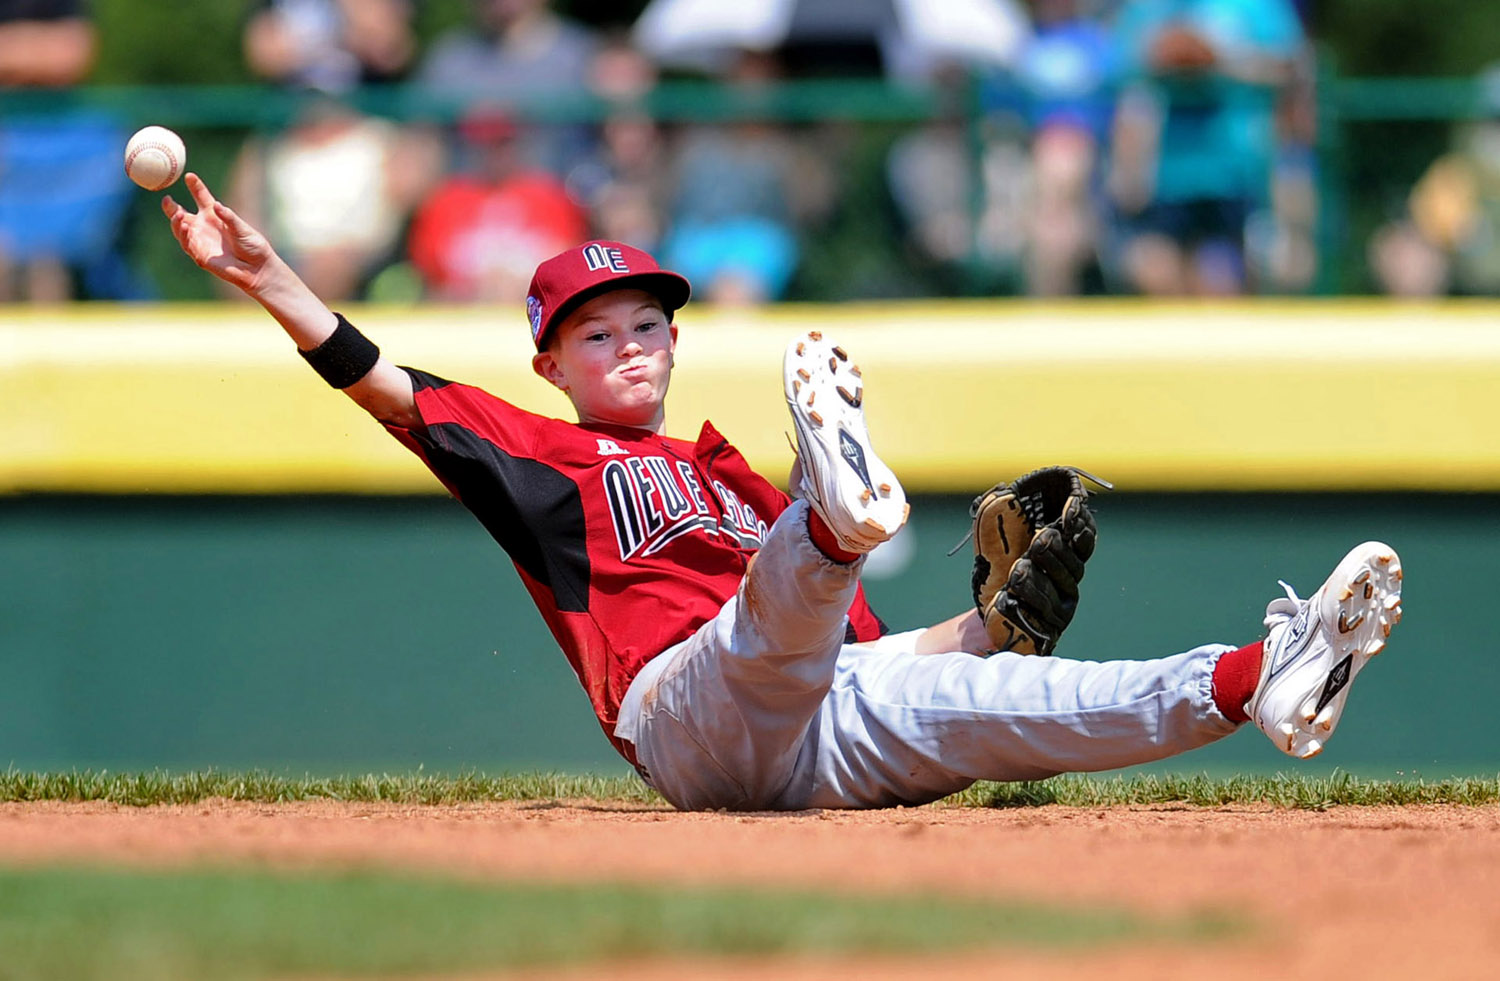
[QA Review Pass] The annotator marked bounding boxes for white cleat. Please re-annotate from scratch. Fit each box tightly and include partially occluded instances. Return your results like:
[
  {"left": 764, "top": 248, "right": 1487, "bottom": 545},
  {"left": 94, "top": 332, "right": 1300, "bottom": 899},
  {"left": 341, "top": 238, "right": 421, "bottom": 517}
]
[
  {"left": 783, "top": 331, "right": 908, "bottom": 554},
  {"left": 1248, "top": 541, "right": 1404, "bottom": 759}
]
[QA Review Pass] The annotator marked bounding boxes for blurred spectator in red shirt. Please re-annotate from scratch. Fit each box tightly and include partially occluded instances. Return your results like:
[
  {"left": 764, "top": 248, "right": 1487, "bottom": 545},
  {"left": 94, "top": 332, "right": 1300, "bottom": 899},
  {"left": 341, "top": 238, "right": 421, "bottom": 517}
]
[{"left": 407, "top": 110, "right": 589, "bottom": 302}]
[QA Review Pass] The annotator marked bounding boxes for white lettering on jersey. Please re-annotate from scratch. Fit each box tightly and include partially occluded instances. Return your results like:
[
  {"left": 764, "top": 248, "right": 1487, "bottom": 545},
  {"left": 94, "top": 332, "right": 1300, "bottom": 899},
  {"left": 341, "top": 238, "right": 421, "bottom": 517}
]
[
  {"left": 646, "top": 457, "right": 693, "bottom": 520},
  {"left": 711, "top": 479, "right": 769, "bottom": 547},
  {"left": 602, "top": 454, "right": 766, "bottom": 560},
  {"left": 626, "top": 457, "right": 664, "bottom": 537},
  {"left": 677, "top": 460, "right": 710, "bottom": 514},
  {"left": 602, "top": 460, "right": 646, "bottom": 559},
  {"left": 596, "top": 438, "right": 628, "bottom": 456}
]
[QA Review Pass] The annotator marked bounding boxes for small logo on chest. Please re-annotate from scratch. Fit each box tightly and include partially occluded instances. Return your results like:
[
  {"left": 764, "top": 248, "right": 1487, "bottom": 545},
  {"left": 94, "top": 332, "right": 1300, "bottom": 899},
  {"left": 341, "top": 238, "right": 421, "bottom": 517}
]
[{"left": 596, "top": 438, "right": 629, "bottom": 456}]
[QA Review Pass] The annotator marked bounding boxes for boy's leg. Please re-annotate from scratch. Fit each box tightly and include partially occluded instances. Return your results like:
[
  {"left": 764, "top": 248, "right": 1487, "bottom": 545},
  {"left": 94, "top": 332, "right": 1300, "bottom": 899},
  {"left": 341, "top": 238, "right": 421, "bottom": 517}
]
[
  {"left": 783, "top": 330, "right": 909, "bottom": 553},
  {"left": 620, "top": 500, "right": 864, "bottom": 810},
  {"left": 617, "top": 332, "right": 908, "bottom": 810},
  {"left": 772, "top": 541, "right": 1404, "bottom": 810},
  {"left": 773, "top": 643, "right": 1239, "bottom": 809}
]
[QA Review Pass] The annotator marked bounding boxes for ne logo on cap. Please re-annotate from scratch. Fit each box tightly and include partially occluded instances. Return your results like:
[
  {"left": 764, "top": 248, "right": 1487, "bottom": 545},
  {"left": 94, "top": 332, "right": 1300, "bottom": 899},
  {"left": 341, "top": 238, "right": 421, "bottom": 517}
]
[{"left": 582, "top": 243, "right": 629, "bottom": 273}]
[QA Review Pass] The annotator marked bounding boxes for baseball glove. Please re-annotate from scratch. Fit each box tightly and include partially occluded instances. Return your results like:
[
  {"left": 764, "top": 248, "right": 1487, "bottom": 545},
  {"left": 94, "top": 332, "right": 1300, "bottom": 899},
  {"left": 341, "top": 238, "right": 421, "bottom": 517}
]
[{"left": 962, "top": 466, "right": 1110, "bottom": 656}]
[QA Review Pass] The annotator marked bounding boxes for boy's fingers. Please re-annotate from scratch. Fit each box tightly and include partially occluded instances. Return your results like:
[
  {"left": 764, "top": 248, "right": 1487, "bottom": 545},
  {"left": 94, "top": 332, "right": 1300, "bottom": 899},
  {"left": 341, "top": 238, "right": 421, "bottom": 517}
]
[
  {"left": 185, "top": 172, "right": 216, "bottom": 212},
  {"left": 213, "top": 201, "right": 245, "bottom": 232}
]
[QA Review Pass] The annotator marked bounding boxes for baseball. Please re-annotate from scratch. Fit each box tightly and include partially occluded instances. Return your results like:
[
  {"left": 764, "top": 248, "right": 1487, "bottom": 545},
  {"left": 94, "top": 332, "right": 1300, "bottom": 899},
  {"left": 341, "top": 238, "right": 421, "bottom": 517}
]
[{"left": 124, "top": 125, "right": 186, "bottom": 191}]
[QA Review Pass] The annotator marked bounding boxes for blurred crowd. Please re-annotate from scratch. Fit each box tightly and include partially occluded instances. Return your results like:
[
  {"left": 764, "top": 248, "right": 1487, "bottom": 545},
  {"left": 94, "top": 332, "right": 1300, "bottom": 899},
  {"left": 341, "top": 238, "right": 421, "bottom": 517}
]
[{"left": 4, "top": 0, "right": 1496, "bottom": 304}]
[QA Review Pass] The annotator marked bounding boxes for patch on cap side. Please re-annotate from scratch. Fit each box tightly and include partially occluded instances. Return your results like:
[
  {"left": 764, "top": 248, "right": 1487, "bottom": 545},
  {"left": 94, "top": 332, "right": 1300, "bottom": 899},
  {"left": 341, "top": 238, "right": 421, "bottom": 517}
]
[{"left": 527, "top": 294, "right": 544, "bottom": 342}]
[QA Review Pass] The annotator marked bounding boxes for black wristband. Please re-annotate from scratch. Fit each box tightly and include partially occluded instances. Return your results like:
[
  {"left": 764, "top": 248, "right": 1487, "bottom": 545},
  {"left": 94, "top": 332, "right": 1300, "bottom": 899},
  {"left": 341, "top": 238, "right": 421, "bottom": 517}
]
[{"left": 298, "top": 313, "right": 380, "bottom": 389}]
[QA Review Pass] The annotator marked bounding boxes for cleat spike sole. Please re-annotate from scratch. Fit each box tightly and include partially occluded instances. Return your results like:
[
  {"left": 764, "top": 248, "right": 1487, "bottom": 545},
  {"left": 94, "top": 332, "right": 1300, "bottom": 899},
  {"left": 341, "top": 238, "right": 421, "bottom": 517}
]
[
  {"left": 782, "top": 330, "right": 907, "bottom": 555},
  {"left": 1251, "top": 541, "right": 1403, "bottom": 762}
]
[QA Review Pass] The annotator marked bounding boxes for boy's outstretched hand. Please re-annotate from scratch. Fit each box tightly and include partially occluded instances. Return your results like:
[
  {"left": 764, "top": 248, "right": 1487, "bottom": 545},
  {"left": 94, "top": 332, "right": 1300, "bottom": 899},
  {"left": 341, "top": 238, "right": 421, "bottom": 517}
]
[{"left": 161, "top": 172, "right": 275, "bottom": 295}]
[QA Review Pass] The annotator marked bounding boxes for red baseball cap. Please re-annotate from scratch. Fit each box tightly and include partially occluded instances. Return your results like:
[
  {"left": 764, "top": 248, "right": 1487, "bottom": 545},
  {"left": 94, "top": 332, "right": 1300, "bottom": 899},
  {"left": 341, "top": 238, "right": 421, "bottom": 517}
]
[{"left": 526, "top": 240, "right": 692, "bottom": 350}]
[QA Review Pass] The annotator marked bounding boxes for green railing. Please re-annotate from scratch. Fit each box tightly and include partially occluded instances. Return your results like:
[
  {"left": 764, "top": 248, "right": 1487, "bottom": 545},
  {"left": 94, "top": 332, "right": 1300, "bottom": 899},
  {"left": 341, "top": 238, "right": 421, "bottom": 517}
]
[
  {"left": 0, "top": 80, "right": 947, "bottom": 127},
  {"left": 3, "top": 73, "right": 1490, "bottom": 298},
  {"left": 5, "top": 74, "right": 1489, "bottom": 125},
  {"left": 1329, "top": 76, "right": 1493, "bottom": 121}
]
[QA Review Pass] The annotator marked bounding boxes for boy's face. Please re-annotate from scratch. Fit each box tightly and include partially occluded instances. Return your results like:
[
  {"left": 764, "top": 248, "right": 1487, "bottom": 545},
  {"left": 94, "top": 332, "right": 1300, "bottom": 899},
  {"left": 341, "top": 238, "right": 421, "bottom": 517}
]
[{"left": 532, "top": 288, "right": 677, "bottom": 433}]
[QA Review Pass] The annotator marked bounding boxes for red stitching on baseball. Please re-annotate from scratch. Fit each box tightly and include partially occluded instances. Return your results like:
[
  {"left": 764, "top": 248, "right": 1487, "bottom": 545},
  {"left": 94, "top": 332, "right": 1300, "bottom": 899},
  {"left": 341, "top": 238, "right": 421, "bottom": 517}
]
[{"left": 126, "top": 141, "right": 181, "bottom": 185}]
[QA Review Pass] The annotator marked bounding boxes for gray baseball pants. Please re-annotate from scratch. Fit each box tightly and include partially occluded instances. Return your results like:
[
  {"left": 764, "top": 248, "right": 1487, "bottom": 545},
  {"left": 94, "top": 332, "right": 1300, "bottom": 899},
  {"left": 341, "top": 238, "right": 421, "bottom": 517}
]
[{"left": 615, "top": 500, "right": 1241, "bottom": 810}]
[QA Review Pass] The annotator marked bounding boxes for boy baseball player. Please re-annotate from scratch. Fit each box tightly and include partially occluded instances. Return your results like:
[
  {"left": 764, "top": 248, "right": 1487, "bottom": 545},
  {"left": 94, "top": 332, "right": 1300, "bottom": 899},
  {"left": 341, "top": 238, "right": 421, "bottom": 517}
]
[{"left": 163, "top": 173, "right": 1403, "bottom": 810}]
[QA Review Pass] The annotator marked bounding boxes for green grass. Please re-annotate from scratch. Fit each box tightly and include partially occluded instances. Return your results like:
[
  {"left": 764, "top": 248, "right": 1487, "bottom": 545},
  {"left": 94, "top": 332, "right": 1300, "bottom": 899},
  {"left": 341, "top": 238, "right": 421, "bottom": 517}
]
[
  {"left": 3, "top": 768, "right": 1497, "bottom": 809},
  {"left": 0, "top": 866, "right": 1237, "bottom": 981},
  {"left": 953, "top": 771, "right": 1500, "bottom": 809},
  {"left": 0, "top": 769, "right": 659, "bottom": 807}
]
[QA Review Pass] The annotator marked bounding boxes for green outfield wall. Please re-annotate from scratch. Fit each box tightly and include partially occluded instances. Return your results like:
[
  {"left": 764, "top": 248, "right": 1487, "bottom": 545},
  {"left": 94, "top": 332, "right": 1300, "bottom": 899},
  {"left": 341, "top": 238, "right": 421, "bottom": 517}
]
[{"left": 1, "top": 493, "right": 1493, "bottom": 779}]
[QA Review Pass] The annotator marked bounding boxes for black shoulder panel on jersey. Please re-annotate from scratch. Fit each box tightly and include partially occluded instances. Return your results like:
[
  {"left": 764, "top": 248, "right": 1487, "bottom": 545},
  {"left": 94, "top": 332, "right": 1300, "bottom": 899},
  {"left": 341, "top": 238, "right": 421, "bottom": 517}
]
[
  {"left": 843, "top": 607, "right": 889, "bottom": 645},
  {"left": 401, "top": 366, "right": 454, "bottom": 393},
  {"left": 423, "top": 422, "right": 591, "bottom": 614}
]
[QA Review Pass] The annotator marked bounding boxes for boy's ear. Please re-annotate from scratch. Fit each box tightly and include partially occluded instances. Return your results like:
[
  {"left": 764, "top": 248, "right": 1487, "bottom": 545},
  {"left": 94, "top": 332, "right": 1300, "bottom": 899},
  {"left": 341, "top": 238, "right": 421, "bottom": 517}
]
[{"left": 532, "top": 350, "right": 567, "bottom": 391}]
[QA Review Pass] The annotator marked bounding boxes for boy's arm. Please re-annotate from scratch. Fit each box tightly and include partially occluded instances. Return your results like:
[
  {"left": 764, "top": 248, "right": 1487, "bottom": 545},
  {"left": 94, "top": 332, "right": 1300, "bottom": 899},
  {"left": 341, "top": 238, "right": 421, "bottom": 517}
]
[
  {"left": 859, "top": 610, "right": 991, "bottom": 657},
  {"left": 161, "top": 172, "right": 421, "bottom": 430},
  {"left": 911, "top": 609, "right": 991, "bottom": 656}
]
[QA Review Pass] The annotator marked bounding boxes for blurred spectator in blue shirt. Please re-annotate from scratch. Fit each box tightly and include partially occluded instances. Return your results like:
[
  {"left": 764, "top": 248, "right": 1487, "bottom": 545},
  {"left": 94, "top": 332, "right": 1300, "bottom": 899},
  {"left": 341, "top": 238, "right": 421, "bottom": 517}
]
[
  {"left": 1012, "top": 0, "right": 1117, "bottom": 294},
  {"left": 660, "top": 50, "right": 833, "bottom": 305},
  {"left": 243, "top": 0, "right": 417, "bottom": 94},
  {"left": 0, "top": 0, "right": 137, "bottom": 301},
  {"left": 1107, "top": 0, "right": 1304, "bottom": 296},
  {"left": 1015, "top": 0, "right": 1116, "bottom": 141}
]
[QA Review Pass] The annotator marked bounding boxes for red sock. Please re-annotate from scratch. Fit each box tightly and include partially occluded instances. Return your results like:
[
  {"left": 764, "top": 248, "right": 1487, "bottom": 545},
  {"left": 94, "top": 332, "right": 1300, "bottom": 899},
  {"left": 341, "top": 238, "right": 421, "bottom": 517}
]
[
  {"left": 806, "top": 509, "right": 862, "bottom": 564},
  {"left": 1211, "top": 641, "right": 1263, "bottom": 723}
]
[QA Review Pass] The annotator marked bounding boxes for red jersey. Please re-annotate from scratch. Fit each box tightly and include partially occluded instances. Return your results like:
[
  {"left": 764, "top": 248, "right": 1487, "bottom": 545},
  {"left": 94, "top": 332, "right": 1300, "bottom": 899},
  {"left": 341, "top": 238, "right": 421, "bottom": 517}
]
[
  {"left": 385, "top": 369, "right": 887, "bottom": 760},
  {"left": 407, "top": 173, "right": 589, "bottom": 300}
]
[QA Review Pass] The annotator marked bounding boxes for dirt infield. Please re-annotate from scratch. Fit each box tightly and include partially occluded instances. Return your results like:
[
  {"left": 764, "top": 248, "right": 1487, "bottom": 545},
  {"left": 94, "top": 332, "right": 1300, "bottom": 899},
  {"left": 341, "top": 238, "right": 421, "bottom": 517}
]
[{"left": 3, "top": 800, "right": 1498, "bottom": 979}]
